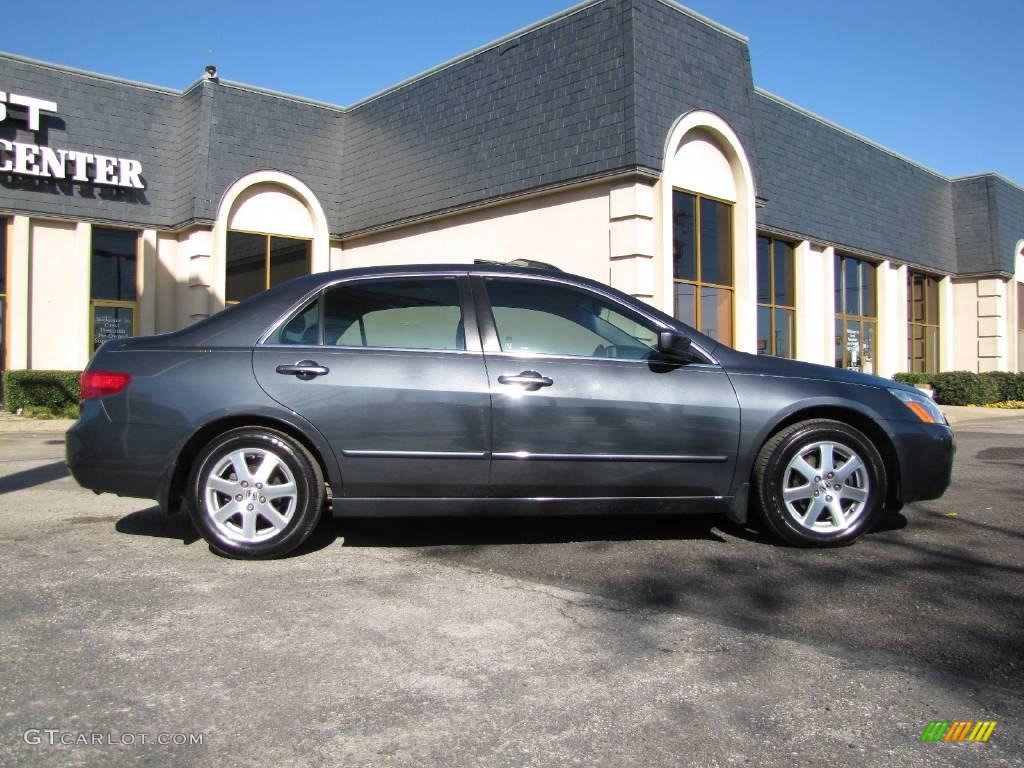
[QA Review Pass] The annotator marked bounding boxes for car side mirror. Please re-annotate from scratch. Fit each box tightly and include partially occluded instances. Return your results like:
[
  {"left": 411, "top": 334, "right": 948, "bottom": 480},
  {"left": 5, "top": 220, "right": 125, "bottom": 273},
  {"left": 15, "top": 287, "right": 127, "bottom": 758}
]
[{"left": 657, "top": 330, "right": 692, "bottom": 360}]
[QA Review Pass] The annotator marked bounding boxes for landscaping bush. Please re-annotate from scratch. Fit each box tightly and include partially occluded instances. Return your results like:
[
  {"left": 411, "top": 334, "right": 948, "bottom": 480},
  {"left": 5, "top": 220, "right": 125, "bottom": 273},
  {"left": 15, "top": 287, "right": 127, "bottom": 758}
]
[
  {"left": 928, "top": 371, "right": 1001, "bottom": 406},
  {"left": 979, "top": 371, "right": 1024, "bottom": 402},
  {"left": 893, "top": 372, "right": 934, "bottom": 386},
  {"left": 892, "top": 370, "right": 1024, "bottom": 406},
  {"left": 3, "top": 370, "right": 81, "bottom": 416}
]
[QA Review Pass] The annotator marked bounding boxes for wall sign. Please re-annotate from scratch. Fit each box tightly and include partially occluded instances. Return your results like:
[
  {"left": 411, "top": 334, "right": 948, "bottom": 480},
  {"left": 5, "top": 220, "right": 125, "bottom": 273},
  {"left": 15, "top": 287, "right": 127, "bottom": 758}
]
[{"left": 0, "top": 90, "right": 145, "bottom": 189}]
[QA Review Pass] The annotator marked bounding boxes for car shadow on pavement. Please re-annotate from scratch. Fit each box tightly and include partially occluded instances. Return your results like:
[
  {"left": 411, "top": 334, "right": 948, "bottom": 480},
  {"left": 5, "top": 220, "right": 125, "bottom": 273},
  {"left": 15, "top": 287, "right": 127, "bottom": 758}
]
[
  {"left": 115, "top": 507, "right": 202, "bottom": 545},
  {"left": 334, "top": 512, "right": 759, "bottom": 548},
  {"left": 0, "top": 460, "right": 69, "bottom": 494}
]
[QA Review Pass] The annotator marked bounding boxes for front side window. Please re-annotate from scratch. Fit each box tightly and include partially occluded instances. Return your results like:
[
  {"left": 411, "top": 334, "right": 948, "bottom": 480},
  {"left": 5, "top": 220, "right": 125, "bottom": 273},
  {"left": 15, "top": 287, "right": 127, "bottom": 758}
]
[
  {"left": 834, "top": 254, "right": 877, "bottom": 373},
  {"left": 907, "top": 272, "right": 940, "bottom": 373},
  {"left": 756, "top": 236, "right": 796, "bottom": 358},
  {"left": 90, "top": 228, "right": 138, "bottom": 353},
  {"left": 321, "top": 278, "right": 464, "bottom": 351},
  {"left": 226, "top": 231, "right": 310, "bottom": 304},
  {"left": 484, "top": 278, "right": 658, "bottom": 359},
  {"left": 672, "top": 190, "right": 734, "bottom": 345}
]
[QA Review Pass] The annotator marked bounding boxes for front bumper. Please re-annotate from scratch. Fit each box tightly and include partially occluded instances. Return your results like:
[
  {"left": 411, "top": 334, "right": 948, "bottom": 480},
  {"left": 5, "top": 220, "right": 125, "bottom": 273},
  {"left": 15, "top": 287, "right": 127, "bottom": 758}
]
[{"left": 888, "top": 418, "right": 955, "bottom": 503}]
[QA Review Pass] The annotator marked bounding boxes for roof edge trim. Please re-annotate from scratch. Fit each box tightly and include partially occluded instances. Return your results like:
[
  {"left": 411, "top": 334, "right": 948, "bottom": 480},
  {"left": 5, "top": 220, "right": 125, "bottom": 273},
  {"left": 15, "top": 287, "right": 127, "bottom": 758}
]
[{"left": 0, "top": 50, "right": 182, "bottom": 95}]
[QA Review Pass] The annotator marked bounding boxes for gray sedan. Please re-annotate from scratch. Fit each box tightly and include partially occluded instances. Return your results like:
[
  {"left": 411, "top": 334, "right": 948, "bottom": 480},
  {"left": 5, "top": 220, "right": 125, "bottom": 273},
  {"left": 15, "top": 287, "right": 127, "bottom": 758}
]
[{"left": 67, "top": 264, "right": 954, "bottom": 558}]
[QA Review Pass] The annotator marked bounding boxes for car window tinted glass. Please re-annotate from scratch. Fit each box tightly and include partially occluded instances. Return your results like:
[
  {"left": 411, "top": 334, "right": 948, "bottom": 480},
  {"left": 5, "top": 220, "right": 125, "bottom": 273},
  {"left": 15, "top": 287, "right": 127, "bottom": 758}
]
[
  {"left": 267, "top": 298, "right": 320, "bottom": 345},
  {"left": 323, "top": 278, "right": 464, "bottom": 351},
  {"left": 485, "top": 278, "right": 658, "bottom": 359}
]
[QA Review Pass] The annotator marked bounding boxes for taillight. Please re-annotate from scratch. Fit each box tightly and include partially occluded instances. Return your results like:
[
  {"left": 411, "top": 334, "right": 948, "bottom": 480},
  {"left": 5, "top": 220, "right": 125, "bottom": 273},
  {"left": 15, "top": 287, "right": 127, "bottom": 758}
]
[{"left": 80, "top": 371, "right": 132, "bottom": 401}]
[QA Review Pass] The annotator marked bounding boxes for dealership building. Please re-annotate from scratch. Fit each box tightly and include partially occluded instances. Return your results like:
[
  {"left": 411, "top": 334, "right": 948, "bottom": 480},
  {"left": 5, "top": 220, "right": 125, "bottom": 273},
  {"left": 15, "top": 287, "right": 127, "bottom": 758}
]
[{"left": 1, "top": 0, "right": 1022, "bottom": 386}]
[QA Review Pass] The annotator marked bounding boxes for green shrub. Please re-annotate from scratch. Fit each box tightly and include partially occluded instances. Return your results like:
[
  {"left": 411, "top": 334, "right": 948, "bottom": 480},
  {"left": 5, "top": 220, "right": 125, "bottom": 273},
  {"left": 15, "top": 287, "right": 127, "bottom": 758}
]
[
  {"left": 979, "top": 371, "right": 1024, "bottom": 402},
  {"left": 893, "top": 372, "right": 934, "bottom": 386},
  {"left": 3, "top": 370, "right": 81, "bottom": 415},
  {"left": 929, "top": 371, "right": 1001, "bottom": 406}
]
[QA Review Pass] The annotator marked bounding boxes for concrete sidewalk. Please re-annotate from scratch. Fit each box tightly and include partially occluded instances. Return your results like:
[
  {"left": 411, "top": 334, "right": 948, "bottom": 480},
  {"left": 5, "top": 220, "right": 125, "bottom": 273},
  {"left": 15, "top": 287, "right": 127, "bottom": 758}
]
[
  {"left": 940, "top": 404, "right": 1024, "bottom": 426},
  {"left": 0, "top": 411, "right": 75, "bottom": 434}
]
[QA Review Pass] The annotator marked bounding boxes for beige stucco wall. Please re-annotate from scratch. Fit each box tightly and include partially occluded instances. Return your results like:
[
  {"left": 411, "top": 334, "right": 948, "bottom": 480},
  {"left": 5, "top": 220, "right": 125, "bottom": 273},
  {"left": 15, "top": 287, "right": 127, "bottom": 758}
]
[
  {"left": 339, "top": 183, "right": 613, "bottom": 285},
  {"left": 29, "top": 219, "right": 90, "bottom": 370},
  {"left": 952, "top": 276, "right": 1013, "bottom": 372}
]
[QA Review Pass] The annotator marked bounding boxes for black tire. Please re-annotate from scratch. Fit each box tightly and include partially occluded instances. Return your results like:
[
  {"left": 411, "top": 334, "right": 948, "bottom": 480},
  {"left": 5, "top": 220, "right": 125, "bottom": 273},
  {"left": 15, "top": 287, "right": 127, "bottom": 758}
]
[
  {"left": 753, "top": 418, "right": 887, "bottom": 547},
  {"left": 187, "top": 427, "right": 325, "bottom": 559}
]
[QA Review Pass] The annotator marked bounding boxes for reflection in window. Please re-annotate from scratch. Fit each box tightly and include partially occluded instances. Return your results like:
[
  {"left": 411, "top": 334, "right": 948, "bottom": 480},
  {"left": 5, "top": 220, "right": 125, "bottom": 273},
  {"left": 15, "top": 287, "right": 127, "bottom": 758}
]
[
  {"left": 226, "top": 231, "right": 311, "bottom": 304},
  {"left": 485, "top": 278, "right": 658, "bottom": 359},
  {"left": 323, "top": 278, "right": 464, "bottom": 351},
  {"left": 907, "top": 272, "right": 940, "bottom": 373},
  {"left": 672, "top": 190, "right": 734, "bottom": 344},
  {"left": 756, "top": 236, "right": 796, "bottom": 358},
  {"left": 834, "top": 254, "right": 877, "bottom": 372}
]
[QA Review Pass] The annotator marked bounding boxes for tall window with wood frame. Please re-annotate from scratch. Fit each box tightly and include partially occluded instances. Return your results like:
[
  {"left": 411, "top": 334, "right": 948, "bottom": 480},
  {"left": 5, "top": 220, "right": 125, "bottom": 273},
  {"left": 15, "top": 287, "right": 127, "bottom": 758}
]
[
  {"left": 672, "top": 190, "right": 733, "bottom": 344},
  {"left": 756, "top": 235, "right": 795, "bottom": 358},
  {"left": 226, "top": 231, "right": 311, "bottom": 304},
  {"left": 834, "top": 254, "right": 877, "bottom": 373},
  {"left": 907, "top": 271, "right": 940, "bottom": 372},
  {"left": 0, "top": 218, "right": 7, "bottom": 400},
  {"left": 90, "top": 228, "right": 138, "bottom": 354}
]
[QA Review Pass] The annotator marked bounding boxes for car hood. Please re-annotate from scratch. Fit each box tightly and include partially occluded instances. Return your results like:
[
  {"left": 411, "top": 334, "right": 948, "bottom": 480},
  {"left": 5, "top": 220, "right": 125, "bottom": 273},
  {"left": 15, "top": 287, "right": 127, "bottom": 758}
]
[{"left": 716, "top": 348, "right": 916, "bottom": 393}]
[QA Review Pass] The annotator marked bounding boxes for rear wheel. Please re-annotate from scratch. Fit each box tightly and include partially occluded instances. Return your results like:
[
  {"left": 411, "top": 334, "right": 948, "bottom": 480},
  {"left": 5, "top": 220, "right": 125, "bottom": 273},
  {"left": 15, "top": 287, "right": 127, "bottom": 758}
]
[
  {"left": 187, "top": 427, "right": 324, "bottom": 559},
  {"left": 753, "top": 419, "right": 886, "bottom": 547}
]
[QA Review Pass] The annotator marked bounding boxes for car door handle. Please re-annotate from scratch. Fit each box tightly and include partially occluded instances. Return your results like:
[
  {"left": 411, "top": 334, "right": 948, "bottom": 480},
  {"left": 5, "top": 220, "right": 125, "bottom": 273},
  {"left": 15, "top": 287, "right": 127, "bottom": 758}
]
[
  {"left": 498, "top": 371, "right": 553, "bottom": 389},
  {"left": 275, "top": 360, "right": 329, "bottom": 380}
]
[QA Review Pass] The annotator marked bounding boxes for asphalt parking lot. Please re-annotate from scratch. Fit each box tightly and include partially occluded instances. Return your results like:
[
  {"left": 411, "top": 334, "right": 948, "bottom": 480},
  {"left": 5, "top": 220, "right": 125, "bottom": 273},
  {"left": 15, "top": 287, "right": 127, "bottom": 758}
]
[{"left": 1, "top": 412, "right": 1022, "bottom": 767}]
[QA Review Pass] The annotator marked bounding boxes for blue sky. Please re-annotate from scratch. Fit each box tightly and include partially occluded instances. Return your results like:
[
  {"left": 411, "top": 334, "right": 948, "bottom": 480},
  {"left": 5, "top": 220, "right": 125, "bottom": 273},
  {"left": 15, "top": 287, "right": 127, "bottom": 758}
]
[{"left": 2, "top": 0, "right": 1020, "bottom": 183}]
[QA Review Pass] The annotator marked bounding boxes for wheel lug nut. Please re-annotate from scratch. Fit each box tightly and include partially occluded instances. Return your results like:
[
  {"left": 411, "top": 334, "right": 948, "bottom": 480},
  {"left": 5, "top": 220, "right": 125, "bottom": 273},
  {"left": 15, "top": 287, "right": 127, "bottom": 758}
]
[
  {"left": 826, "top": 495, "right": 833, "bottom": 502},
  {"left": 247, "top": 503, "right": 254, "bottom": 511},
  {"left": 256, "top": 483, "right": 263, "bottom": 489},
  {"left": 834, "top": 484, "right": 841, "bottom": 491},
  {"left": 814, "top": 491, "right": 820, "bottom": 497},
  {"left": 259, "top": 497, "right": 266, "bottom": 503},
  {"left": 241, "top": 481, "right": 248, "bottom": 487},
  {"left": 815, "top": 476, "right": 821, "bottom": 482},
  {"left": 235, "top": 494, "right": 243, "bottom": 501},
  {"left": 827, "top": 472, "right": 834, "bottom": 479}
]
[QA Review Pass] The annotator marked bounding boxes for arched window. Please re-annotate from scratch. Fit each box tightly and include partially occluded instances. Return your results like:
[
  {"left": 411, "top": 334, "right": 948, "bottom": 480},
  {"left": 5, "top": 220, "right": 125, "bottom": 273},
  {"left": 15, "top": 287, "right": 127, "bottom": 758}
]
[
  {"left": 214, "top": 172, "right": 329, "bottom": 310},
  {"left": 662, "top": 114, "right": 756, "bottom": 352}
]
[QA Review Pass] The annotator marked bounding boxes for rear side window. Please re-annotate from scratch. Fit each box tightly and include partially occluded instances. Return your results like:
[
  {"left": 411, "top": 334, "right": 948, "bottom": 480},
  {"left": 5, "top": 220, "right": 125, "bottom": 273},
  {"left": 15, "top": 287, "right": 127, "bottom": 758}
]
[
  {"left": 266, "top": 299, "right": 319, "bottom": 345},
  {"left": 323, "top": 278, "right": 465, "bottom": 351}
]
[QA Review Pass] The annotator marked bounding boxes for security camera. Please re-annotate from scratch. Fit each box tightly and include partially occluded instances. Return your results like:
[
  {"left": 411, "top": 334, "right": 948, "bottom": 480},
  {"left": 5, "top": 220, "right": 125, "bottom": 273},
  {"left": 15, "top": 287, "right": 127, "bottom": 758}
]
[{"left": 204, "top": 65, "right": 218, "bottom": 80}]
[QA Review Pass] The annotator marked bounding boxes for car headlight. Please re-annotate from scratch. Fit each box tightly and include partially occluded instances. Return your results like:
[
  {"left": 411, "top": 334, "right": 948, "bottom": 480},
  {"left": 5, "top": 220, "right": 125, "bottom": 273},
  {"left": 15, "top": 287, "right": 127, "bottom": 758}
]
[{"left": 888, "top": 387, "right": 946, "bottom": 424}]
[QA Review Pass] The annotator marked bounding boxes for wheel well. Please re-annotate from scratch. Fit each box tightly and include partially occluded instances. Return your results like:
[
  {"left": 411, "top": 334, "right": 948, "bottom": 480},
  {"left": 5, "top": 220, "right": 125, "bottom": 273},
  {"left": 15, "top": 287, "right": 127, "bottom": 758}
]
[
  {"left": 166, "top": 416, "right": 332, "bottom": 514},
  {"left": 758, "top": 406, "right": 901, "bottom": 505}
]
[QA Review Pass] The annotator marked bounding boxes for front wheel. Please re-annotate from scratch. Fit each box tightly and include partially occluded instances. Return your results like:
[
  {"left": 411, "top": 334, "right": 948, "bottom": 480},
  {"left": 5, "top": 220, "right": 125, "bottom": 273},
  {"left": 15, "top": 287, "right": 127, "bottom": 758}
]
[
  {"left": 753, "top": 419, "right": 887, "bottom": 547},
  {"left": 187, "top": 427, "right": 325, "bottom": 559}
]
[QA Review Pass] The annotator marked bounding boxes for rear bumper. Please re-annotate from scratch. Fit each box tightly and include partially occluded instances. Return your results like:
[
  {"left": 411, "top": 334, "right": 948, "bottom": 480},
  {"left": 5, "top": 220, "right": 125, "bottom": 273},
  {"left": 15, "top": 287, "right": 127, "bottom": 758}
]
[
  {"left": 888, "top": 419, "right": 955, "bottom": 503},
  {"left": 66, "top": 403, "right": 180, "bottom": 502}
]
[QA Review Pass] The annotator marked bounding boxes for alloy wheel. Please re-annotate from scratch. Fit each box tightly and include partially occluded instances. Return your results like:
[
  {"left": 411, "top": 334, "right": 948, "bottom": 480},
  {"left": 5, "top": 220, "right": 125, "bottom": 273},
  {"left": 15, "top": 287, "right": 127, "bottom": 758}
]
[
  {"left": 780, "top": 440, "right": 870, "bottom": 533},
  {"left": 203, "top": 447, "right": 299, "bottom": 543}
]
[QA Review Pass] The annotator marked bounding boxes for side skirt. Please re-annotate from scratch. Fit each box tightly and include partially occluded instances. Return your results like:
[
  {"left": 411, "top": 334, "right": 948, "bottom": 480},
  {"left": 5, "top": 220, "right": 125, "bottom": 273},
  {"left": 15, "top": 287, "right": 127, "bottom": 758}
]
[{"left": 330, "top": 496, "right": 732, "bottom": 518}]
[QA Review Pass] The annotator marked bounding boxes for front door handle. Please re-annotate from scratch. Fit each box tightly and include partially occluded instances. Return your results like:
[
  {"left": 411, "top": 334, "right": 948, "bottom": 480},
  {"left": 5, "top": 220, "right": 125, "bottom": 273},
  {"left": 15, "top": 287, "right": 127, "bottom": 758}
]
[
  {"left": 498, "top": 370, "right": 553, "bottom": 390},
  {"left": 276, "top": 360, "right": 329, "bottom": 380}
]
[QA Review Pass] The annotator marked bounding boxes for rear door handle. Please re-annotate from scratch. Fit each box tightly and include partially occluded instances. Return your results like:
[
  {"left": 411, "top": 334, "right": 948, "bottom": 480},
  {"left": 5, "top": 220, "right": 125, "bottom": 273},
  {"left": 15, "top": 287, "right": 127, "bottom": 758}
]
[
  {"left": 275, "top": 360, "right": 329, "bottom": 380},
  {"left": 497, "top": 370, "right": 553, "bottom": 390}
]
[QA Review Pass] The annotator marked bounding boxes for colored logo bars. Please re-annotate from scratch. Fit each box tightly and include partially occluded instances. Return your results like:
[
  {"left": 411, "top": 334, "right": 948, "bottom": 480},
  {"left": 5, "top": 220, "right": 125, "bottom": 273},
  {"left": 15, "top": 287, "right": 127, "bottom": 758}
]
[{"left": 920, "top": 721, "right": 997, "bottom": 742}]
